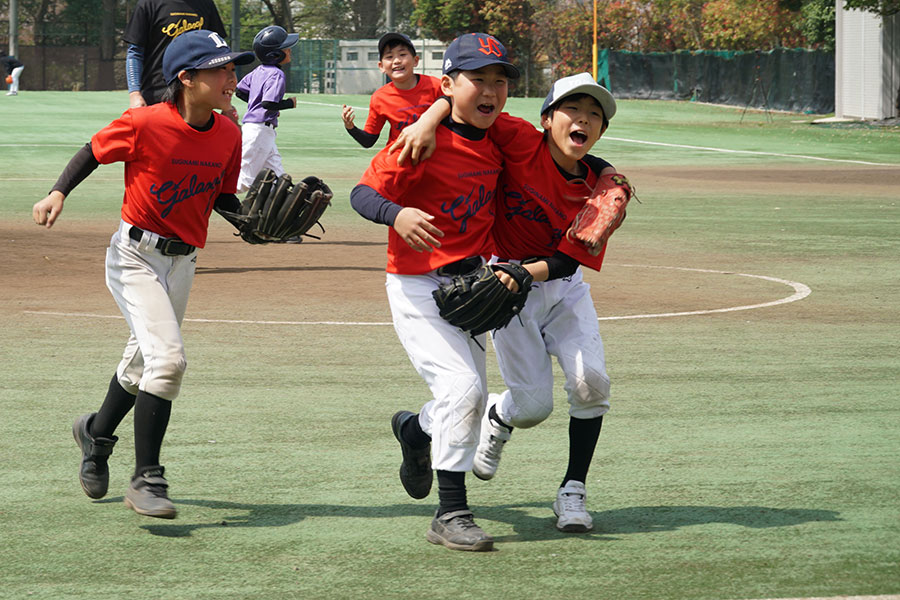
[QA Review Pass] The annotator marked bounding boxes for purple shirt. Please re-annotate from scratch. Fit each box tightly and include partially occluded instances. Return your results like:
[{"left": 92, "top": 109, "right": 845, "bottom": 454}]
[{"left": 237, "top": 64, "right": 287, "bottom": 126}]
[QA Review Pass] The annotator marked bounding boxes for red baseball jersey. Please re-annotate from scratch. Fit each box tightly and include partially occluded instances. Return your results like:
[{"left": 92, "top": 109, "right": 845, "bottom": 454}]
[
  {"left": 490, "top": 113, "right": 610, "bottom": 270},
  {"left": 358, "top": 123, "right": 503, "bottom": 275},
  {"left": 364, "top": 75, "right": 443, "bottom": 144},
  {"left": 91, "top": 102, "right": 242, "bottom": 248}
]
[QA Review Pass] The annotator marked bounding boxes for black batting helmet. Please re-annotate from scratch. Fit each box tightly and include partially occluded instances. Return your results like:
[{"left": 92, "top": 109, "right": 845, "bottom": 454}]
[{"left": 253, "top": 26, "right": 299, "bottom": 65}]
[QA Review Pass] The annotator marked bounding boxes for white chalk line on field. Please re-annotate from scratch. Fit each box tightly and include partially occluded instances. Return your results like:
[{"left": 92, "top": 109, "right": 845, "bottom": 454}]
[{"left": 22, "top": 265, "right": 810, "bottom": 326}]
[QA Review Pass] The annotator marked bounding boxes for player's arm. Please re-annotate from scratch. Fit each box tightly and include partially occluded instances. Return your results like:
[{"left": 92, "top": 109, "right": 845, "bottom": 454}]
[
  {"left": 261, "top": 98, "right": 296, "bottom": 110},
  {"left": 33, "top": 143, "right": 101, "bottom": 228},
  {"left": 125, "top": 45, "right": 146, "bottom": 108},
  {"left": 389, "top": 96, "right": 451, "bottom": 165},
  {"left": 350, "top": 184, "right": 443, "bottom": 252}
]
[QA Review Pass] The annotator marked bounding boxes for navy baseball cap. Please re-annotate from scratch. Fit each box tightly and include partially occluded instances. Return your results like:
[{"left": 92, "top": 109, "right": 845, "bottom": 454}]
[
  {"left": 442, "top": 33, "right": 519, "bottom": 79},
  {"left": 540, "top": 72, "right": 616, "bottom": 121},
  {"left": 378, "top": 32, "right": 416, "bottom": 57},
  {"left": 163, "top": 30, "right": 255, "bottom": 85}
]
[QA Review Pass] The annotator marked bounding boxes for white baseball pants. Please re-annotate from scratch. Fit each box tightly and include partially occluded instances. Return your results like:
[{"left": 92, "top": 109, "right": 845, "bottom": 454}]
[
  {"left": 105, "top": 220, "right": 196, "bottom": 401},
  {"left": 490, "top": 265, "right": 610, "bottom": 429},
  {"left": 237, "top": 122, "right": 285, "bottom": 193},
  {"left": 386, "top": 271, "right": 488, "bottom": 472}
]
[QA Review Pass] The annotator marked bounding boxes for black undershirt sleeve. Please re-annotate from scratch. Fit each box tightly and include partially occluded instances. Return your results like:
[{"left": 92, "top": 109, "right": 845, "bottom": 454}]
[
  {"left": 234, "top": 88, "right": 249, "bottom": 103},
  {"left": 261, "top": 99, "right": 295, "bottom": 111},
  {"left": 541, "top": 251, "right": 581, "bottom": 280},
  {"left": 346, "top": 126, "right": 379, "bottom": 148},
  {"left": 214, "top": 193, "right": 241, "bottom": 213},
  {"left": 350, "top": 184, "right": 403, "bottom": 226},
  {"left": 52, "top": 143, "right": 100, "bottom": 196}
]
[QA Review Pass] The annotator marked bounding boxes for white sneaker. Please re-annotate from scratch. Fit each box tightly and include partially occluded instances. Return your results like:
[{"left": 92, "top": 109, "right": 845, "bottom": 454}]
[
  {"left": 472, "top": 395, "right": 512, "bottom": 481},
  {"left": 552, "top": 481, "right": 593, "bottom": 532}
]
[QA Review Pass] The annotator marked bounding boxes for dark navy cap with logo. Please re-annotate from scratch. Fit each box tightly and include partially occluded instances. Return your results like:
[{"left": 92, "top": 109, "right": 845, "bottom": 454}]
[
  {"left": 378, "top": 32, "right": 416, "bottom": 57},
  {"left": 442, "top": 33, "right": 519, "bottom": 79},
  {"left": 163, "top": 29, "right": 255, "bottom": 85}
]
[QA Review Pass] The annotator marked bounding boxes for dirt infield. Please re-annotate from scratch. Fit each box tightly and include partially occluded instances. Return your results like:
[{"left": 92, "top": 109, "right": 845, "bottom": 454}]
[{"left": 12, "top": 163, "right": 895, "bottom": 326}]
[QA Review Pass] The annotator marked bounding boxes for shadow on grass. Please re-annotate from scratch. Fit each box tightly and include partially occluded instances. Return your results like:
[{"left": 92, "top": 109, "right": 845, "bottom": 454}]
[{"left": 123, "top": 497, "right": 840, "bottom": 541}]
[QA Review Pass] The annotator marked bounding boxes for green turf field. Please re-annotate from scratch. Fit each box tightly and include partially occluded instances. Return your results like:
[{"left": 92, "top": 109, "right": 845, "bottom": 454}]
[{"left": 1, "top": 91, "right": 898, "bottom": 600}]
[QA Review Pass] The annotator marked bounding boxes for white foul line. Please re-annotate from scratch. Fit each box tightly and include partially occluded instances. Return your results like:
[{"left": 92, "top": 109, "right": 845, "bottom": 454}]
[
  {"left": 22, "top": 265, "right": 810, "bottom": 326},
  {"left": 603, "top": 136, "right": 897, "bottom": 166}
]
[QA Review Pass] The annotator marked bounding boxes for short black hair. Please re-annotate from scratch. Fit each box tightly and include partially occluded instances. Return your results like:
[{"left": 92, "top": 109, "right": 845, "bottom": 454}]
[
  {"left": 160, "top": 69, "right": 195, "bottom": 104},
  {"left": 380, "top": 40, "right": 415, "bottom": 59}
]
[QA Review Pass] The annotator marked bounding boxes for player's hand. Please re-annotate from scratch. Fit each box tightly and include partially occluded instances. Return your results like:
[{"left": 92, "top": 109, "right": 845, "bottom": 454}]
[
  {"left": 290, "top": 97, "right": 298, "bottom": 108},
  {"left": 129, "top": 91, "right": 147, "bottom": 109},
  {"left": 221, "top": 105, "right": 241, "bottom": 125},
  {"left": 493, "top": 269, "right": 521, "bottom": 293},
  {"left": 393, "top": 207, "right": 444, "bottom": 252},
  {"left": 341, "top": 104, "right": 355, "bottom": 129},
  {"left": 33, "top": 191, "right": 65, "bottom": 229},
  {"left": 389, "top": 120, "right": 436, "bottom": 166}
]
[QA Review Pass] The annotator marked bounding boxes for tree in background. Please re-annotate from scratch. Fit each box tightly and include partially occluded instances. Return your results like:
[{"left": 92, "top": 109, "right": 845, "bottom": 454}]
[
  {"left": 701, "top": 0, "right": 804, "bottom": 49},
  {"left": 799, "top": 0, "right": 835, "bottom": 50}
]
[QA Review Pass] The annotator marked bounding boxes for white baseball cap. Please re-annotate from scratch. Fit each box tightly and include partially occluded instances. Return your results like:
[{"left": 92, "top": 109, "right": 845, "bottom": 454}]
[{"left": 540, "top": 72, "right": 616, "bottom": 121}]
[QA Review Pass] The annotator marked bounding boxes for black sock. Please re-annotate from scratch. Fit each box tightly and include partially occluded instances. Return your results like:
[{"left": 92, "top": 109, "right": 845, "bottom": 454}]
[
  {"left": 90, "top": 374, "right": 136, "bottom": 438},
  {"left": 133, "top": 390, "right": 172, "bottom": 476},
  {"left": 401, "top": 413, "right": 432, "bottom": 449},
  {"left": 489, "top": 404, "right": 513, "bottom": 431},
  {"left": 561, "top": 415, "right": 603, "bottom": 488},
  {"left": 436, "top": 470, "right": 468, "bottom": 516}
]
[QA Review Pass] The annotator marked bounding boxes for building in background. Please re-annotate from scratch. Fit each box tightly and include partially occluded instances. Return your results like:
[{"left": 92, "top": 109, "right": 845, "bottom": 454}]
[{"left": 835, "top": 0, "right": 899, "bottom": 120}]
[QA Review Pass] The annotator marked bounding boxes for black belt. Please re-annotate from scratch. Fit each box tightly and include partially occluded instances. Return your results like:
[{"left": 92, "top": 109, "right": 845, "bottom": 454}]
[
  {"left": 129, "top": 226, "right": 196, "bottom": 256},
  {"left": 436, "top": 256, "right": 484, "bottom": 276},
  {"left": 263, "top": 121, "right": 275, "bottom": 128}
]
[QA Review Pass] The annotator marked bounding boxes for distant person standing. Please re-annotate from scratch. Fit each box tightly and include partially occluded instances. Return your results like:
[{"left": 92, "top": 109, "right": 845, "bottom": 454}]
[
  {"left": 2, "top": 55, "right": 24, "bottom": 96},
  {"left": 123, "top": 0, "right": 227, "bottom": 108}
]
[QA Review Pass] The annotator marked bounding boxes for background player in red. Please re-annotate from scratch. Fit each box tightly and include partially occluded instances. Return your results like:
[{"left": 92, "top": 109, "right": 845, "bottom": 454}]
[
  {"left": 341, "top": 32, "right": 442, "bottom": 148},
  {"left": 32, "top": 30, "right": 253, "bottom": 520},
  {"left": 349, "top": 33, "right": 519, "bottom": 552},
  {"left": 393, "top": 72, "right": 620, "bottom": 533}
]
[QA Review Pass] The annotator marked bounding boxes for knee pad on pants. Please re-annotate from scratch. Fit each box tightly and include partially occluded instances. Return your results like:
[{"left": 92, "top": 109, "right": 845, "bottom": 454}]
[
  {"left": 567, "top": 365, "right": 610, "bottom": 419},
  {"left": 505, "top": 387, "right": 554, "bottom": 429}
]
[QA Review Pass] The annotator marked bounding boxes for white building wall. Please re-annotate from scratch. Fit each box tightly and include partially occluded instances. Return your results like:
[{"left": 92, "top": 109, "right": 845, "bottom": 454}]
[
  {"left": 835, "top": 0, "right": 899, "bottom": 119},
  {"left": 333, "top": 39, "right": 448, "bottom": 95}
]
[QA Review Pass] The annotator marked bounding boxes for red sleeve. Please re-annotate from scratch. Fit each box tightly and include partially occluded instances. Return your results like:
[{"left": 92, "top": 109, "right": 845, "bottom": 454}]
[
  {"left": 363, "top": 87, "right": 389, "bottom": 135},
  {"left": 90, "top": 110, "right": 138, "bottom": 165},
  {"left": 489, "top": 112, "right": 543, "bottom": 164},
  {"left": 220, "top": 119, "right": 242, "bottom": 194},
  {"left": 358, "top": 145, "right": 425, "bottom": 202}
]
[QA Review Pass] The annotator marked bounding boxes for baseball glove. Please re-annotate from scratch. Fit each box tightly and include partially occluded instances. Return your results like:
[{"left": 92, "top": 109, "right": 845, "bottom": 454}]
[
  {"left": 433, "top": 262, "right": 534, "bottom": 337},
  {"left": 217, "top": 169, "right": 333, "bottom": 244},
  {"left": 566, "top": 173, "right": 635, "bottom": 256}
]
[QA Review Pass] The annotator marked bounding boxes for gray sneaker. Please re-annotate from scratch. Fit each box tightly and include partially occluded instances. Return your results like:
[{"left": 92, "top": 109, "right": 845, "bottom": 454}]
[
  {"left": 426, "top": 510, "right": 494, "bottom": 551},
  {"left": 391, "top": 411, "right": 432, "bottom": 499},
  {"left": 124, "top": 466, "right": 177, "bottom": 519},
  {"left": 72, "top": 413, "right": 118, "bottom": 499}
]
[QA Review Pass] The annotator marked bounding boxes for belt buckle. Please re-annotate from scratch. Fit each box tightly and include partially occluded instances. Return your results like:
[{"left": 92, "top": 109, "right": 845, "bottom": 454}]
[{"left": 158, "top": 237, "right": 184, "bottom": 256}]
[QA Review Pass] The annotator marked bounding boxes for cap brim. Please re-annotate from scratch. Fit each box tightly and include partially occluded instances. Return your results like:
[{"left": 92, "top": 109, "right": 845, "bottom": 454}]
[
  {"left": 446, "top": 58, "right": 520, "bottom": 79},
  {"left": 197, "top": 50, "right": 256, "bottom": 70},
  {"left": 544, "top": 82, "right": 616, "bottom": 120}
]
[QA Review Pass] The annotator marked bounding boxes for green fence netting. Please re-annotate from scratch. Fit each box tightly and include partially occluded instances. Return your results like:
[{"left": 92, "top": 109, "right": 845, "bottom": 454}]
[{"left": 602, "top": 48, "right": 834, "bottom": 114}]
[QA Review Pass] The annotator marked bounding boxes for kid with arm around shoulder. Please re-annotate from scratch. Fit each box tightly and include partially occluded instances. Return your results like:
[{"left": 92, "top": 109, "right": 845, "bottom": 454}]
[
  {"left": 32, "top": 30, "right": 254, "bottom": 521},
  {"left": 341, "top": 32, "right": 442, "bottom": 148},
  {"left": 349, "top": 33, "right": 520, "bottom": 553},
  {"left": 396, "top": 72, "right": 624, "bottom": 534}
]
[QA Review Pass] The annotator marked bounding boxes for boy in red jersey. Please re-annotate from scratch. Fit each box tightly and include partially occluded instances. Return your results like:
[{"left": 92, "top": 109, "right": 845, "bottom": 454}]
[
  {"left": 350, "top": 33, "right": 520, "bottom": 552},
  {"left": 341, "top": 32, "right": 442, "bottom": 148},
  {"left": 32, "top": 30, "right": 254, "bottom": 520},
  {"left": 393, "top": 72, "right": 621, "bottom": 534}
]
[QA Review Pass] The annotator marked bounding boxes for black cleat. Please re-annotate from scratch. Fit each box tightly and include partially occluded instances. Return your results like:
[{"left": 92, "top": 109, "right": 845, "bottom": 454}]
[
  {"left": 72, "top": 413, "right": 117, "bottom": 499},
  {"left": 391, "top": 411, "right": 433, "bottom": 499}
]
